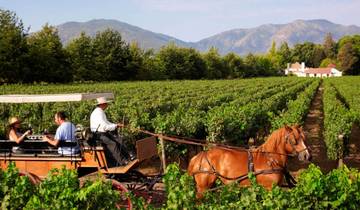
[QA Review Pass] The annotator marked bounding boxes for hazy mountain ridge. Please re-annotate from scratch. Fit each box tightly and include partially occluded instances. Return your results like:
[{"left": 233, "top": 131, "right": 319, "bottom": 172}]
[
  {"left": 56, "top": 19, "right": 360, "bottom": 55},
  {"left": 57, "top": 19, "right": 190, "bottom": 49}
]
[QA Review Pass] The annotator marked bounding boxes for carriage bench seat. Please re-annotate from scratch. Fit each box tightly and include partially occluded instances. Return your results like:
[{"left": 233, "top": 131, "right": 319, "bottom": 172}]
[
  {"left": 10, "top": 153, "right": 36, "bottom": 157},
  {"left": 36, "top": 153, "right": 63, "bottom": 157},
  {"left": 0, "top": 140, "right": 18, "bottom": 150},
  {"left": 0, "top": 139, "right": 79, "bottom": 152},
  {"left": 62, "top": 153, "right": 81, "bottom": 157},
  {"left": 82, "top": 141, "right": 104, "bottom": 151},
  {"left": 0, "top": 155, "right": 83, "bottom": 161},
  {"left": 0, "top": 152, "right": 10, "bottom": 157},
  {"left": 0, "top": 139, "right": 53, "bottom": 152}
]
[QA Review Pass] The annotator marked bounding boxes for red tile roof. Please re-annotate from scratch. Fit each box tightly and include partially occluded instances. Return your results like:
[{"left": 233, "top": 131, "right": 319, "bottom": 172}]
[
  {"left": 305, "top": 68, "right": 332, "bottom": 74},
  {"left": 290, "top": 62, "right": 301, "bottom": 69}
]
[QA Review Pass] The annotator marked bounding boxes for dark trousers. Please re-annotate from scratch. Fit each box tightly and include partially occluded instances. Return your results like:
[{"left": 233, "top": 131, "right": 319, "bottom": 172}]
[{"left": 96, "top": 132, "right": 130, "bottom": 167}]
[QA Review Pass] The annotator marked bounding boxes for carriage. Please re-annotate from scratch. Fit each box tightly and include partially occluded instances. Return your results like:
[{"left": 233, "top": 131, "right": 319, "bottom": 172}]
[
  {"left": 0, "top": 93, "right": 312, "bottom": 207},
  {"left": 0, "top": 93, "right": 161, "bottom": 209}
]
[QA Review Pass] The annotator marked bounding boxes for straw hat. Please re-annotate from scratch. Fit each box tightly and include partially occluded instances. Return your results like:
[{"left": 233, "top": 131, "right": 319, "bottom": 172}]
[
  {"left": 95, "top": 97, "right": 112, "bottom": 105},
  {"left": 9, "top": 117, "right": 21, "bottom": 125}
]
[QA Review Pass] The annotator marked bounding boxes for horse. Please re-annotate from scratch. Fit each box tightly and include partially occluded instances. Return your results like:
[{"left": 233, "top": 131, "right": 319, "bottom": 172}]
[{"left": 187, "top": 125, "right": 311, "bottom": 198}]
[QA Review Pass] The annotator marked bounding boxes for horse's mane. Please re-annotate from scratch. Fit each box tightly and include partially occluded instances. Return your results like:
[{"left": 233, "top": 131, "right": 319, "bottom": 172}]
[
  {"left": 255, "top": 127, "right": 287, "bottom": 153},
  {"left": 210, "top": 125, "right": 302, "bottom": 154},
  {"left": 255, "top": 125, "right": 303, "bottom": 153}
]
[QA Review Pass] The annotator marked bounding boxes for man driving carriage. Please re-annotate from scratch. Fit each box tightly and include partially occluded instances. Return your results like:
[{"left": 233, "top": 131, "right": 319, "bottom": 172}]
[{"left": 90, "top": 97, "right": 135, "bottom": 167}]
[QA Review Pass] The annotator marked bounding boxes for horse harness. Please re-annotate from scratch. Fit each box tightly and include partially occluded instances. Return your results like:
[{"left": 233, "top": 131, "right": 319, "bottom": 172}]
[
  {"left": 284, "top": 128, "right": 309, "bottom": 157},
  {"left": 192, "top": 149, "right": 296, "bottom": 187}
]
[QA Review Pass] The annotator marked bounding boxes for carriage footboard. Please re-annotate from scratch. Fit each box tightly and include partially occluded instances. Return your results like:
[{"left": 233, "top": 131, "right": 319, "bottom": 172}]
[{"left": 136, "top": 136, "right": 157, "bottom": 162}]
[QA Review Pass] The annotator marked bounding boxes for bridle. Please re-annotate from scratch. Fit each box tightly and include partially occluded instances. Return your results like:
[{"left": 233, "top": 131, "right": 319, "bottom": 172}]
[{"left": 284, "top": 129, "right": 309, "bottom": 157}]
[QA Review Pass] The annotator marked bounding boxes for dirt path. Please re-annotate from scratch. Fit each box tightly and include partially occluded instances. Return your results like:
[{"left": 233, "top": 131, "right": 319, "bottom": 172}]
[{"left": 288, "top": 84, "right": 337, "bottom": 176}]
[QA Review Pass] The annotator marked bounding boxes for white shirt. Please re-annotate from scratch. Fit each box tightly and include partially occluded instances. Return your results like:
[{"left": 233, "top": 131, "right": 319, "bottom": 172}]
[{"left": 90, "top": 107, "right": 117, "bottom": 132}]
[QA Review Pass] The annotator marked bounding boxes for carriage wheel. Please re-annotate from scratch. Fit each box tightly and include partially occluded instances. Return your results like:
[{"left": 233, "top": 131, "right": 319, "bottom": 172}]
[
  {"left": 125, "top": 176, "right": 165, "bottom": 207},
  {"left": 19, "top": 171, "right": 42, "bottom": 185},
  {"left": 124, "top": 170, "right": 162, "bottom": 191},
  {"left": 110, "top": 179, "right": 133, "bottom": 210}
]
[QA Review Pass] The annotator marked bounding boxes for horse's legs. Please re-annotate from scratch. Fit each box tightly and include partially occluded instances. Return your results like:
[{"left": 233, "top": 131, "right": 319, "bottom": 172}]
[
  {"left": 256, "top": 174, "right": 283, "bottom": 189},
  {"left": 194, "top": 173, "right": 217, "bottom": 199}
]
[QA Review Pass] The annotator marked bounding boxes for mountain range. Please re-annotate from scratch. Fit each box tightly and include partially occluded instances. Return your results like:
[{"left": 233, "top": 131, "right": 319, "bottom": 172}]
[{"left": 56, "top": 19, "right": 360, "bottom": 55}]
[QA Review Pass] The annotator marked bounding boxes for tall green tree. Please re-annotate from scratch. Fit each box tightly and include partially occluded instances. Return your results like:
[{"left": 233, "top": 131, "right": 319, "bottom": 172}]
[
  {"left": 291, "top": 42, "right": 324, "bottom": 67},
  {"left": 277, "top": 42, "right": 292, "bottom": 69},
  {"left": 0, "top": 9, "right": 28, "bottom": 83},
  {"left": 66, "top": 32, "right": 96, "bottom": 81},
  {"left": 136, "top": 48, "right": 166, "bottom": 80},
  {"left": 203, "top": 47, "right": 227, "bottom": 79},
  {"left": 337, "top": 35, "right": 360, "bottom": 53},
  {"left": 267, "top": 41, "right": 282, "bottom": 70},
  {"left": 337, "top": 41, "right": 358, "bottom": 75},
  {"left": 128, "top": 42, "right": 144, "bottom": 79},
  {"left": 243, "top": 53, "right": 278, "bottom": 77},
  {"left": 128, "top": 42, "right": 166, "bottom": 80},
  {"left": 268, "top": 41, "right": 277, "bottom": 58},
  {"left": 323, "top": 33, "right": 337, "bottom": 59},
  {"left": 243, "top": 53, "right": 259, "bottom": 77},
  {"left": 337, "top": 35, "right": 360, "bottom": 75},
  {"left": 27, "top": 24, "right": 71, "bottom": 83},
  {"left": 319, "top": 58, "right": 339, "bottom": 68},
  {"left": 156, "top": 43, "right": 206, "bottom": 79},
  {"left": 223, "top": 52, "right": 245, "bottom": 78},
  {"left": 312, "top": 45, "right": 326, "bottom": 67},
  {"left": 92, "top": 29, "right": 133, "bottom": 80}
]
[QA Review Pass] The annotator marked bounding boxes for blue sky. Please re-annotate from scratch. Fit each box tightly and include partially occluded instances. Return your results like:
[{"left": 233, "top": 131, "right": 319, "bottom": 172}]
[{"left": 0, "top": 0, "right": 359, "bottom": 42}]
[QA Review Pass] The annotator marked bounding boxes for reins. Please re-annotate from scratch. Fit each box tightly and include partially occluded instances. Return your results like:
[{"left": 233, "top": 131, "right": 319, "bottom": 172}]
[
  {"left": 124, "top": 125, "right": 302, "bottom": 190},
  {"left": 129, "top": 126, "right": 303, "bottom": 158}
]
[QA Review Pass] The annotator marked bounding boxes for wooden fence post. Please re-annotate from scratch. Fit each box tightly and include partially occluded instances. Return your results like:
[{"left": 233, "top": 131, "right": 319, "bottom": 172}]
[
  {"left": 159, "top": 136, "right": 166, "bottom": 174},
  {"left": 338, "top": 134, "right": 344, "bottom": 168},
  {"left": 338, "top": 158, "right": 344, "bottom": 168}
]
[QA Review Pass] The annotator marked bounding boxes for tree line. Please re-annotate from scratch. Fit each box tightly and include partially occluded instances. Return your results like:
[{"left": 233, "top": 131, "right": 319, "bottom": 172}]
[{"left": 1, "top": 9, "right": 360, "bottom": 84}]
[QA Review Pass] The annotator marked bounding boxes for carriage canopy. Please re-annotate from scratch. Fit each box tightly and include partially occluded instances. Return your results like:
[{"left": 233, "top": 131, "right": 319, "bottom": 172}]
[{"left": 0, "top": 93, "right": 114, "bottom": 103}]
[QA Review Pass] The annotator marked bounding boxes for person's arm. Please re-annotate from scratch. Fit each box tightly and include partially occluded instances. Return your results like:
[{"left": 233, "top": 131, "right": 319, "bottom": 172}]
[
  {"left": 98, "top": 109, "right": 117, "bottom": 131},
  {"left": 9, "top": 129, "right": 31, "bottom": 144},
  {"left": 43, "top": 135, "right": 59, "bottom": 146}
]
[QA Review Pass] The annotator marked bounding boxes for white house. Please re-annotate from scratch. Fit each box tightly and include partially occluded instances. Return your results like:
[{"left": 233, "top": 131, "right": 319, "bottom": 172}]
[
  {"left": 285, "top": 62, "right": 307, "bottom": 77},
  {"left": 285, "top": 62, "right": 342, "bottom": 77}
]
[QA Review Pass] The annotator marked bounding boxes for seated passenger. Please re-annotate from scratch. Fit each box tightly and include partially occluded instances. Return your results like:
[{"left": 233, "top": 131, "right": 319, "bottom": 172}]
[
  {"left": 43, "top": 111, "right": 80, "bottom": 155},
  {"left": 7, "top": 117, "right": 31, "bottom": 153}
]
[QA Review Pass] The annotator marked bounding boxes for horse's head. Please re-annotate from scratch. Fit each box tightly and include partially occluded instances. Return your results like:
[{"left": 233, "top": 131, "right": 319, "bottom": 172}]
[{"left": 284, "top": 125, "right": 311, "bottom": 161}]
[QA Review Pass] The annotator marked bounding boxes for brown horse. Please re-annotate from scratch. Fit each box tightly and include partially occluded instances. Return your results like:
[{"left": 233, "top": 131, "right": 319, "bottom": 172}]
[{"left": 188, "top": 125, "right": 311, "bottom": 198}]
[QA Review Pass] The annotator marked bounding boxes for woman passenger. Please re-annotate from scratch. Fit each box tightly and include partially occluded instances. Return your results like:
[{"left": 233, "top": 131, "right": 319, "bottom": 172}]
[{"left": 7, "top": 117, "right": 31, "bottom": 153}]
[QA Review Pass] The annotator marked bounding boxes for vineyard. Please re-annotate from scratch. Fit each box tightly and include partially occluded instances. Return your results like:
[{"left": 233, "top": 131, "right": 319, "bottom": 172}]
[
  {"left": 2, "top": 76, "right": 360, "bottom": 161},
  {"left": 1, "top": 162, "right": 360, "bottom": 209},
  {"left": 2, "top": 76, "right": 360, "bottom": 208},
  {"left": 322, "top": 77, "right": 360, "bottom": 161},
  {"left": 0, "top": 77, "right": 318, "bottom": 145}
]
